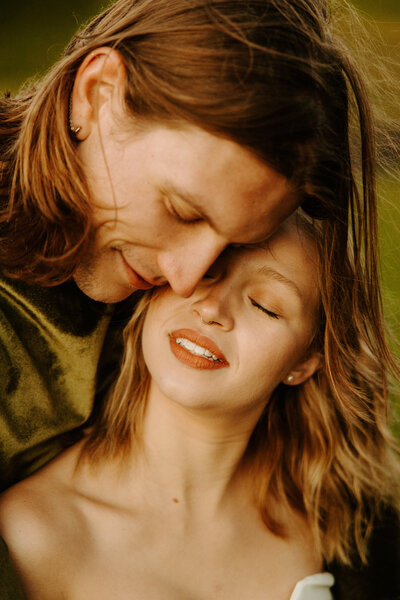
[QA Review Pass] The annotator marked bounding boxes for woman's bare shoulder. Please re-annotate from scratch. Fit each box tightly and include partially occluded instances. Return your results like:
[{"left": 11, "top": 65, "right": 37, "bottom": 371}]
[
  {"left": 0, "top": 477, "right": 52, "bottom": 560},
  {"left": 0, "top": 443, "right": 86, "bottom": 577}
]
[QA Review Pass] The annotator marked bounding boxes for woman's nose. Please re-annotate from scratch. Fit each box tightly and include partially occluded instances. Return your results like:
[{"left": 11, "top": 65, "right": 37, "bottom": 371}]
[{"left": 192, "top": 289, "right": 234, "bottom": 331}]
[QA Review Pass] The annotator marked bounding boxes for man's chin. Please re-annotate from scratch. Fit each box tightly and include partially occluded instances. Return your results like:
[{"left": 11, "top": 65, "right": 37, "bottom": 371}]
[{"left": 72, "top": 273, "right": 137, "bottom": 304}]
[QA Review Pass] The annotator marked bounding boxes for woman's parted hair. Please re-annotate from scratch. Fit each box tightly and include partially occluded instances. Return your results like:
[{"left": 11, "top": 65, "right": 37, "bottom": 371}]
[{"left": 82, "top": 215, "right": 400, "bottom": 567}]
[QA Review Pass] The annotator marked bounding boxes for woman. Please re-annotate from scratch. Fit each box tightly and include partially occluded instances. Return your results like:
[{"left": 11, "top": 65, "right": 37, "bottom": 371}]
[{"left": 0, "top": 212, "right": 398, "bottom": 599}]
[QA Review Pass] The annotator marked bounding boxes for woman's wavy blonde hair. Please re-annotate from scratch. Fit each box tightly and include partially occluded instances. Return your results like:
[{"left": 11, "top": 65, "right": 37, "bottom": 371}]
[{"left": 83, "top": 213, "right": 400, "bottom": 567}]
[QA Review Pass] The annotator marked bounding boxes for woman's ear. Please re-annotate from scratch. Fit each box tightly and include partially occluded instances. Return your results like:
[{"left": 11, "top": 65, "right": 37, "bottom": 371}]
[
  {"left": 284, "top": 352, "right": 323, "bottom": 386},
  {"left": 69, "top": 47, "right": 126, "bottom": 140}
]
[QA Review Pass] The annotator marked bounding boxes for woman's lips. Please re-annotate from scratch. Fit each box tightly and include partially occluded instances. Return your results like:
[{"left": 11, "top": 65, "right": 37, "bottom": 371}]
[
  {"left": 119, "top": 251, "right": 154, "bottom": 290},
  {"left": 169, "top": 328, "right": 229, "bottom": 370}
]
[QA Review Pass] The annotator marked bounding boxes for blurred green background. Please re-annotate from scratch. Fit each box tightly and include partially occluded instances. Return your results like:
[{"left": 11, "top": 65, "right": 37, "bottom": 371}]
[{"left": 0, "top": 1, "right": 399, "bottom": 427}]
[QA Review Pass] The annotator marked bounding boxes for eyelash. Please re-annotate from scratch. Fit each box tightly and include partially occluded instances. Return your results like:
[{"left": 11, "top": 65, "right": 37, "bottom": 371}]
[{"left": 250, "top": 298, "right": 280, "bottom": 319}]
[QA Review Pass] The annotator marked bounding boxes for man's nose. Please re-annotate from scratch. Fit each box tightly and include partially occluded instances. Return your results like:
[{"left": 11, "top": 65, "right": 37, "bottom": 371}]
[{"left": 157, "top": 232, "right": 226, "bottom": 298}]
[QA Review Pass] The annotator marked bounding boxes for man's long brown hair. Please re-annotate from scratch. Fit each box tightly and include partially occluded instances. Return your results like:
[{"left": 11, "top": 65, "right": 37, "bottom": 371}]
[{"left": 0, "top": 0, "right": 383, "bottom": 285}]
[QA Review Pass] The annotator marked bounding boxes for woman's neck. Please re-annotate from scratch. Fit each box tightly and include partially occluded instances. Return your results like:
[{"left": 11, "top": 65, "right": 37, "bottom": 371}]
[{"left": 126, "top": 380, "right": 263, "bottom": 521}]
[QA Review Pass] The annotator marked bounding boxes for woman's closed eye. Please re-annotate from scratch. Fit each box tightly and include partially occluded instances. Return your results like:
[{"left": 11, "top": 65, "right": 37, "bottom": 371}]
[{"left": 250, "top": 298, "right": 280, "bottom": 319}]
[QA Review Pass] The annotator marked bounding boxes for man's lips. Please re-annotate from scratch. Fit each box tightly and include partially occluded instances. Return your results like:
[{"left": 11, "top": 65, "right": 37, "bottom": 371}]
[
  {"left": 118, "top": 251, "right": 155, "bottom": 290},
  {"left": 169, "top": 328, "right": 229, "bottom": 370}
]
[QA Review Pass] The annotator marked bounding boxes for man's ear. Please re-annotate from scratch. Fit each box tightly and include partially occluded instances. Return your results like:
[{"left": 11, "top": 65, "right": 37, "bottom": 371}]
[
  {"left": 69, "top": 47, "right": 126, "bottom": 140},
  {"left": 283, "top": 352, "right": 323, "bottom": 386}
]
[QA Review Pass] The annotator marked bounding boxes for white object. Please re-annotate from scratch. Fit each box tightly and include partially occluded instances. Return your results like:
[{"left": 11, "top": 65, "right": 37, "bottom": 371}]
[{"left": 290, "top": 573, "right": 335, "bottom": 600}]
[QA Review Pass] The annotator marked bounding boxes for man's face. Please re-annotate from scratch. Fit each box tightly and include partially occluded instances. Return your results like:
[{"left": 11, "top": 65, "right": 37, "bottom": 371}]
[{"left": 74, "top": 119, "right": 299, "bottom": 303}]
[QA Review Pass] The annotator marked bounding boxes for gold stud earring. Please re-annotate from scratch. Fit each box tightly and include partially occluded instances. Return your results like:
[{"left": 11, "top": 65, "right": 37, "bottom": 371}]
[
  {"left": 70, "top": 124, "right": 82, "bottom": 136},
  {"left": 69, "top": 94, "right": 81, "bottom": 137}
]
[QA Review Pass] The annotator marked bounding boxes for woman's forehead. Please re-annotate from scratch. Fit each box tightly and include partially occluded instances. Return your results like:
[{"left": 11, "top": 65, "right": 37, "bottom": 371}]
[
  {"left": 225, "top": 219, "right": 319, "bottom": 294},
  {"left": 233, "top": 214, "right": 316, "bottom": 264}
]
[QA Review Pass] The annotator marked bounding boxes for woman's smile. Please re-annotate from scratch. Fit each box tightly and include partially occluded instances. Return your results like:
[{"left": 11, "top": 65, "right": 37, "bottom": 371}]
[{"left": 169, "top": 328, "right": 229, "bottom": 370}]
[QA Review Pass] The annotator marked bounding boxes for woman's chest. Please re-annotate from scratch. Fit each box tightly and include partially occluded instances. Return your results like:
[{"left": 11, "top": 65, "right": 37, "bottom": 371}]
[{"left": 58, "top": 513, "right": 324, "bottom": 600}]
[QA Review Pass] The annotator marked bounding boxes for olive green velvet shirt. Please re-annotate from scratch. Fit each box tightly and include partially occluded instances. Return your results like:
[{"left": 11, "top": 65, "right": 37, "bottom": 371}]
[{"left": 0, "top": 270, "right": 126, "bottom": 490}]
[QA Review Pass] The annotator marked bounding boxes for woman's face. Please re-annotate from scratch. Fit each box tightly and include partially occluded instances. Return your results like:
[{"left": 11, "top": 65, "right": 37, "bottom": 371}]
[{"left": 142, "top": 217, "right": 321, "bottom": 422}]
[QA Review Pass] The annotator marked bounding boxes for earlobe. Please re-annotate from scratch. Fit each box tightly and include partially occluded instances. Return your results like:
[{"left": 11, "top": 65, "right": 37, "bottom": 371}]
[
  {"left": 69, "top": 47, "right": 126, "bottom": 140},
  {"left": 284, "top": 352, "right": 323, "bottom": 386}
]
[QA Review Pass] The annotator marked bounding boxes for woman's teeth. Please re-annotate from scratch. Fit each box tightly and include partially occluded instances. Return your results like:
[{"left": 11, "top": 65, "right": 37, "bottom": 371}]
[{"left": 175, "top": 338, "right": 222, "bottom": 362}]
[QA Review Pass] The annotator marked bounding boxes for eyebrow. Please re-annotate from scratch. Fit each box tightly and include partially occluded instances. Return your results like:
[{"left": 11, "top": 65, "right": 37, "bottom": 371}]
[
  {"left": 160, "top": 183, "right": 218, "bottom": 230},
  {"left": 257, "top": 265, "right": 303, "bottom": 301}
]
